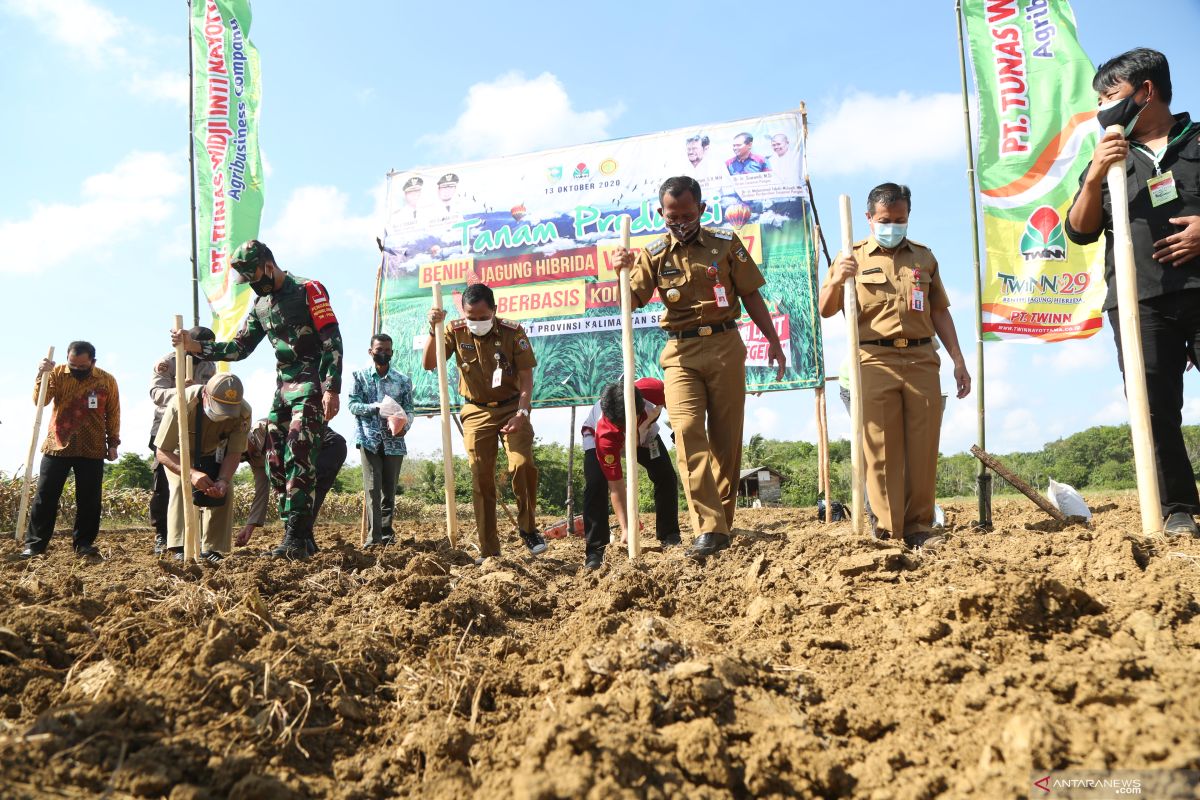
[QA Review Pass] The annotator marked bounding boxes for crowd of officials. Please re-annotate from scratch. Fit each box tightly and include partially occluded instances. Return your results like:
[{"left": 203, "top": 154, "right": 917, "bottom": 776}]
[{"left": 19, "top": 48, "right": 1200, "bottom": 567}]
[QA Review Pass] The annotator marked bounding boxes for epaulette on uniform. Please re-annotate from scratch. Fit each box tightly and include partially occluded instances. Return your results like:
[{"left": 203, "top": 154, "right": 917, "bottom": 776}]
[
  {"left": 853, "top": 237, "right": 870, "bottom": 249},
  {"left": 498, "top": 318, "right": 520, "bottom": 330},
  {"left": 644, "top": 235, "right": 669, "bottom": 256},
  {"left": 704, "top": 226, "right": 733, "bottom": 240},
  {"left": 905, "top": 238, "right": 931, "bottom": 252},
  {"left": 451, "top": 319, "right": 467, "bottom": 330}
]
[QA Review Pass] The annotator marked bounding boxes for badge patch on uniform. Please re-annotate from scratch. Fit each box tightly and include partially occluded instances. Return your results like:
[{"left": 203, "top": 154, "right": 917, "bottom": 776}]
[
  {"left": 706, "top": 265, "right": 718, "bottom": 279},
  {"left": 518, "top": 338, "right": 529, "bottom": 351},
  {"left": 666, "top": 288, "right": 681, "bottom": 303},
  {"left": 603, "top": 454, "right": 616, "bottom": 464},
  {"left": 87, "top": 392, "right": 98, "bottom": 410},
  {"left": 304, "top": 280, "right": 339, "bottom": 330},
  {"left": 735, "top": 247, "right": 749, "bottom": 262}
]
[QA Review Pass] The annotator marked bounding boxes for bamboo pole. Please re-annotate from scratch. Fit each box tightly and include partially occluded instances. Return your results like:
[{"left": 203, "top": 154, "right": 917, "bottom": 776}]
[
  {"left": 186, "top": 1, "right": 201, "bottom": 327},
  {"left": 174, "top": 315, "right": 200, "bottom": 561},
  {"left": 839, "top": 196, "right": 865, "bottom": 536},
  {"left": 431, "top": 282, "right": 460, "bottom": 548},
  {"left": 955, "top": 0, "right": 993, "bottom": 528},
  {"left": 15, "top": 346, "right": 55, "bottom": 542},
  {"left": 619, "top": 216, "right": 641, "bottom": 559},
  {"left": 566, "top": 404, "right": 577, "bottom": 536},
  {"left": 1106, "top": 124, "right": 1163, "bottom": 536},
  {"left": 815, "top": 385, "right": 832, "bottom": 523}
]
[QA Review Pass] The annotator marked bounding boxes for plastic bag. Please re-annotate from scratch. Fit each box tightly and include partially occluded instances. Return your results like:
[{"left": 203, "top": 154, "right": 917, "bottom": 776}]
[
  {"left": 1045, "top": 477, "right": 1092, "bottom": 521},
  {"left": 378, "top": 396, "right": 408, "bottom": 436}
]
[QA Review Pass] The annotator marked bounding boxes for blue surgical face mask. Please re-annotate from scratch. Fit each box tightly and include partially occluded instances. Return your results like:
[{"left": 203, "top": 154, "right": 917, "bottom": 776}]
[{"left": 873, "top": 223, "right": 907, "bottom": 249}]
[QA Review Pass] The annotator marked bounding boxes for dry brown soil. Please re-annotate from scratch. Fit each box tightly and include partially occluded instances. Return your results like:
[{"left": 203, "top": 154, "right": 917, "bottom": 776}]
[{"left": 1, "top": 496, "right": 1198, "bottom": 799}]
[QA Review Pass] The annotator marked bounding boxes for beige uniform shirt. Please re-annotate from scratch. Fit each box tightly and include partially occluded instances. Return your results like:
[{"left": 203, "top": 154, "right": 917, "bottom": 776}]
[
  {"left": 630, "top": 227, "right": 765, "bottom": 331},
  {"left": 148, "top": 352, "right": 216, "bottom": 443},
  {"left": 442, "top": 318, "right": 537, "bottom": 404},
  {"left": 154, "top": 385, "right": 251, "bottom": 461},
  {"left": 827, "top": 237, "right": 950, "bottom": 340}
]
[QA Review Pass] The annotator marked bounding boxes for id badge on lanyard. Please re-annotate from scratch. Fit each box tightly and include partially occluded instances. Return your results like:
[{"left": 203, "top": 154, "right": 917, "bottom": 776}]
[
  {"left": 492, "top": 353, "right": 503, "bottom": 388},
  {"left": 910, "top": 268, "right": 925, "bottom": 312}
]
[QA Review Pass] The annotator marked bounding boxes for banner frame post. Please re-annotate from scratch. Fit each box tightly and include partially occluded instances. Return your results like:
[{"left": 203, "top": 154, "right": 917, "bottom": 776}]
[
  {"left": 566, "top": 400, "right": 577, "bottom": 537},
  {"left": 955, "top": 0, "right": 993, "bottom": 528},
  {"left": 15, "top": 346, "right": 55, "bottom": 542},
  {"left": 839, "top": 196, "right": 866, "bottom": 537},
  {"left": 1105, "top": 125, "right": 1163, "bottom": 536},
  {"left": 431, "top": 282, "right": 461, "bottom": 548},
  {"left": 619, "top": 216, "right": 641, "bottom": 559}
]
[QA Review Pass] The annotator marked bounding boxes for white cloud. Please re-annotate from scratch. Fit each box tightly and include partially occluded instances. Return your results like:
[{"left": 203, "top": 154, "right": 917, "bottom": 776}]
[
  {"left": 129, "top": 71, "right": 188, "bottom": 105},
  {"left": 0, "top": 151, "right": 185, "bottom": 275},
  {"left": 421, "top": 72, "right": 623, "bottom": 160},
  {"left": 809, "top": 91, "right": 962, "bottom": 177},
  {"left": 263, "top": 185, "right": 384, "bottom": 260},
  {"left": 2, "top": 0, "right": 125, "bottom": 62}
]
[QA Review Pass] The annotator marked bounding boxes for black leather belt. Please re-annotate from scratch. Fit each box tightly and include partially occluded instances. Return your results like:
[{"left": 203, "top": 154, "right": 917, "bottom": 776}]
[
  {"left": 465, "top": 394, "right": 520, "bottom": 408},
  {"left": 666, "top": 320, "right": 738, "bottom": 340},
  {"left": 861, "top": 337, "right": 932, "bottom": 348}
]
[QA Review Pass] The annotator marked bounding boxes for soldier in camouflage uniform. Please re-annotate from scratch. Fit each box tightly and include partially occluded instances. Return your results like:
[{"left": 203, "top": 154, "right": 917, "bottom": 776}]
[{"left": 172, "top": 240, "right": 343, "bottom": 560}]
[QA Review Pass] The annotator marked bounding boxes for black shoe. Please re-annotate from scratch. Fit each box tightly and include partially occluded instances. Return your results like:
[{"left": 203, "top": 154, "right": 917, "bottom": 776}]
[
  {"left": 75, "top": 545, "right": 100, "bottom": 558},
  {"left": 658, "top": 532, "right": 682, "bottom": 548},
  {"left": 305, "top": 538, "right": 319, "bottom": 556},
  {"left": 199, "top": 550, "right": 224, "bottom": 564},
  {"left": 271, "top": 535, "right": 310, "bottom": 560},
  {"left": 584, "top": 551, "right": 604, "bottom": 571},
  {"left": 686, "top": 533, "right": 730, "bottom": 559},
  {"left": 153, "top": 530, "right": 167, "bottom": 555},
  {"left": 1164, "top": 512, "right": 1199, "bottom": 537},
  {"left": 520, "top": 529, "right": 548, "bottom": 555},
  {"left": 903, "top": 531, "right": 947, "bottom": 551},
  {"left": 18, "top": 547, "right": 44, "bottom": 560},
  {"left": 167, "top": 546, "right": 184, "bottom": 562}
]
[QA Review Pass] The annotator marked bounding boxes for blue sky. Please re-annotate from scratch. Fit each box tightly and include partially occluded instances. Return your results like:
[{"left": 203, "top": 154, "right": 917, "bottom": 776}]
[{"left": 2, "top": 0, "right": 1199, "bottom": 474}]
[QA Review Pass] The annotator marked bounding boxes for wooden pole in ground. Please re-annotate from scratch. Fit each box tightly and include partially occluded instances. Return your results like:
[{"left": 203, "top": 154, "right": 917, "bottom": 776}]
[
  {"left": 174, "top": 315, "right": 200, "bottom": 561},
  {"left": 15, "top": 346, "right": 55, "bottom": 542},
  {"left": 566, "top": 403, "right": 577, "bottom": 536},
  {"left": 815, "top": 385, "right": 832, "bottom": 523},
  {"left": 839, "top": 196, "right": 865, "bottom": 536},
  {"left": 619, "top": 215, "right": 641, "bottom": 559},
  {"left": 970, "top": 445, "right": 1067, "bottom": 524},
  {"left": 1105, "top": 124, "right": 1163, "bottom": 536},
  {"left": 431, "top": 282, "right": 460, "bottom": 548}
]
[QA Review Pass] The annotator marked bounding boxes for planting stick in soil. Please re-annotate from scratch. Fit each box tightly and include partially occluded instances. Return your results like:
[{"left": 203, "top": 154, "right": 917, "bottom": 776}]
[
  {"left": 1105, "top": 124, "right": 1163, "bottom": 536},
  {"left": 431, "top": 282, "right": 460, "bottom": 549},
  {"left": 815, "top": 385, "right": 832, "bottom": 523},
  {"left": 970, "top": 445, "right": 1067, "bottom": 523},
  {"left": 174, "top": 315, "right": 200, "bottom": 561},
  {"left": 15, "top": 346, "right": 54, "bottom": 542},
  {"left": 840, "top": 195, "right": 866, "bottom": 536},
  {"left": 619, "top": 215, "right": 641, "bottom": 559}
]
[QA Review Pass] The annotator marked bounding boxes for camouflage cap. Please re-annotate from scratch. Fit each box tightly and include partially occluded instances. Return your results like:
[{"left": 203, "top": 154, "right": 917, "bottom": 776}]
[{"left": 230, "top": 239, "right": 271, "bottom": 284}]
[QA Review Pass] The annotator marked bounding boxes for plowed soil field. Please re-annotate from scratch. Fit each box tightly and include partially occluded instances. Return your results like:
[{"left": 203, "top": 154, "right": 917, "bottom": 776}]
[{"left": 2, "top": 496, "right": 1198, "bottom": 799}]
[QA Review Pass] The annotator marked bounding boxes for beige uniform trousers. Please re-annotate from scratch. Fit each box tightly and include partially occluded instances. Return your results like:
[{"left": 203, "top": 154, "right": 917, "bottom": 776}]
[
  {"left": 460, "top": 400, "right": 538, "bottom": 556},
  {"left": 859, "top": 344, "right": 942, "bottom": 538},
  {"left": 165, "top": 470, "right": 234, "bottom": 553},
  {"left": 661, "top": 330, "right": 747, "bottom": 537}
]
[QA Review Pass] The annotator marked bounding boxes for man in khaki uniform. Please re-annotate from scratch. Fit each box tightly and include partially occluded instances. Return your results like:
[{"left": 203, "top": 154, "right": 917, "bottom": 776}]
[
  {"left": 615, "top": 176, "right": 787, "bottom": 558},
  {"left": 819, "top": 182, "right": 970, "bottom": 549},
  {"left": 155, "top": 373, "right": 252, "bottom": 562},
  {"left": 424, "top": 282, "right": 546, "bottom": 559}
]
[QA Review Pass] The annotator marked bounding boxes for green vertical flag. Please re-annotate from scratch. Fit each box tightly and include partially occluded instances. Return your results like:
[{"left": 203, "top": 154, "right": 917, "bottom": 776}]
[
  {"left": 963, "top": 0, "right": 1106, "bottom": 342},
  {"left": 191, "top": 0, "right": 264, "bottom": 340}
]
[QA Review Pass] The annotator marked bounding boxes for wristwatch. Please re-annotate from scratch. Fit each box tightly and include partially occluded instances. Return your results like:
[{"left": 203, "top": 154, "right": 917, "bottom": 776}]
[{"left": 516, "top": 408, "right": 530, "bottom": 418}]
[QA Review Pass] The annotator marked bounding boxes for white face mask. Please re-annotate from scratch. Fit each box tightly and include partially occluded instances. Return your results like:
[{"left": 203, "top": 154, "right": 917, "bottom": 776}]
[{"left": 465, "top": 318, "right": 494, "bottom": 337}]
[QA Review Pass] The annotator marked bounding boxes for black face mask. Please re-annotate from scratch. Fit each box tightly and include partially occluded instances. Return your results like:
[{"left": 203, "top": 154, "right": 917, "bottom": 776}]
[
  {"left": 251, "top": 276, "right": 275, "bottom": 296},
  {"left": 372, "top": 353, "right": 391, "bottom": 367},
  {"left": 1096, "top": 90, "right": 1147, "bottom": 136},
  {"left": 69, "top": 367, "right": 93, "bottom": 380}
]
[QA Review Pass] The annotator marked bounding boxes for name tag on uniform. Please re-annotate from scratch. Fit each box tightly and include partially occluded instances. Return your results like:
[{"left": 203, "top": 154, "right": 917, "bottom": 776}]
[
  {"left": 492, "top": 367, "right": 503, "bottom": 388},
  {"left": 714, "top": 283, "right": 730, "bottom": 308},
  {"left": 87, "top": 392, "right": 98, "bottom": 409},
  {"left": 215, "top": 444, "right": 226, "bottom": 464},
  {"left": 1148, "top": 171, "right": 1178, "bottom": 207},
  {"left": 911, "top": 288, "right": 925, "bottom": 312},
  {"left": 648, "top": 438, "right": 661, "bottom": 459}
]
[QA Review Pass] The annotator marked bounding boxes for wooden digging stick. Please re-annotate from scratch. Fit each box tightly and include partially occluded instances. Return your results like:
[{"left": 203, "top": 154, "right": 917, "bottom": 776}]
[
  {"left": 815, "top": 385, "right": 832, "bottom": 523},
  {"left": 970, "top": 445, "right": 1067, "bottom": 523},
  {"left": 432, "top": 282, "right": 461, "bottom": 549},
  {"left": 174, "top": 315, "right": 201, "bottom": 561},
  {"left": 619, "top": 215, "right": 641, "bottom": 559},
  {"left": 1106, "top": 124, "right": 1163, "bottom": 536},
  {"left": 15, "top": 346, "right": 55, "bottom": 542},
  {"left": 840, "top": 195, "right": 866, "bottom": 536}
]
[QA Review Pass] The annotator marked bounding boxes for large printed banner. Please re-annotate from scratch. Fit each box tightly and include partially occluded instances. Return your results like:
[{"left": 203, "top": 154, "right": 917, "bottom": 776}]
[
  {"left": 964, "top": 0, "right": 1106, "bottom": 342},
  {"left": 191, "top": 0, "right": 265, "bottom": 340},
  {"left": 377, "top": 113, "right": 823, "bottom": 413}
]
